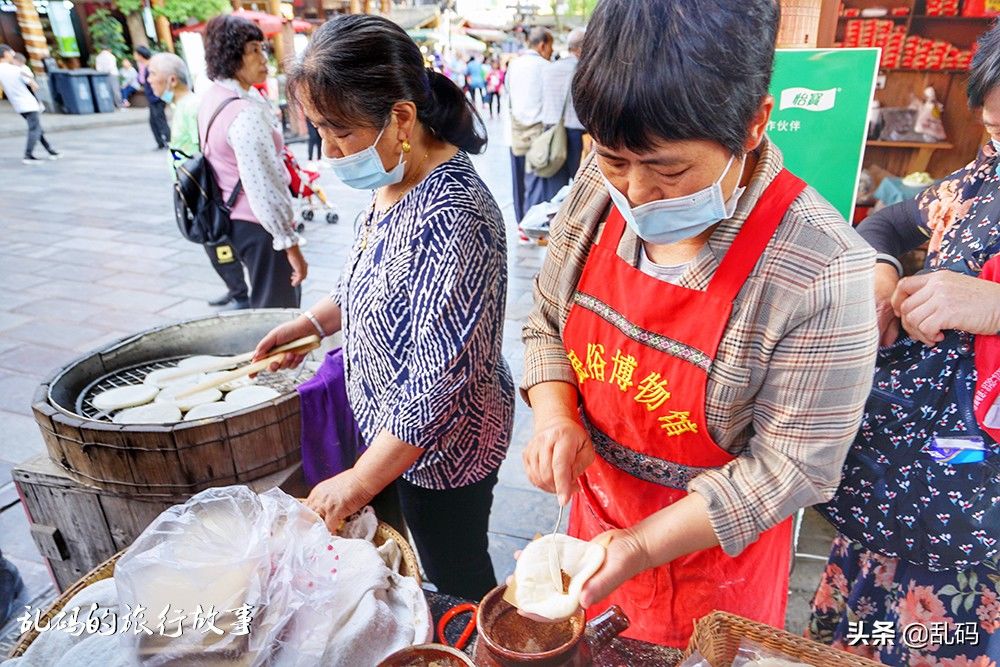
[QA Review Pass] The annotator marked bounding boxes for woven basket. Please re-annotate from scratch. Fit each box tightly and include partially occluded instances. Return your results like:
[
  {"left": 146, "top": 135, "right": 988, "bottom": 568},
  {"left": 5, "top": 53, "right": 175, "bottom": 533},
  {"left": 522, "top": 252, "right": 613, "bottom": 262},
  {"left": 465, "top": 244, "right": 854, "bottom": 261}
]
[
  {"left": 8, "top": 521, "right": 419, "bottom": 659},
  {"left": 686, "top": 611, "right": 883, "bottom": 667}
]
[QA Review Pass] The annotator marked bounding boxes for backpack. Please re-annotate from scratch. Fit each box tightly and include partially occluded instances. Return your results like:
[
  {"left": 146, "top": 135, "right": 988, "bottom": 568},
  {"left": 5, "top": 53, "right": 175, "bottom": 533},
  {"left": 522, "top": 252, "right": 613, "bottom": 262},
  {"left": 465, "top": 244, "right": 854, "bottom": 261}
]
[
  {"left": 173, "top": 96, "right": 243, "bottom": 245},
  {"left": 526, "top": 88, "right": 570, "bottom": 178}
]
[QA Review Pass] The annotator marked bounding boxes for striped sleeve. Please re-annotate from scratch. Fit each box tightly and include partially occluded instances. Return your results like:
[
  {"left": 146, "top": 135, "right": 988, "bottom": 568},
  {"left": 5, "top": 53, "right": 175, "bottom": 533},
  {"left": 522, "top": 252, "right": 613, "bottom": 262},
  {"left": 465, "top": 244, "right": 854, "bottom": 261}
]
[{"left": 688, "top": 242, "right": 878, "bottom": 555}]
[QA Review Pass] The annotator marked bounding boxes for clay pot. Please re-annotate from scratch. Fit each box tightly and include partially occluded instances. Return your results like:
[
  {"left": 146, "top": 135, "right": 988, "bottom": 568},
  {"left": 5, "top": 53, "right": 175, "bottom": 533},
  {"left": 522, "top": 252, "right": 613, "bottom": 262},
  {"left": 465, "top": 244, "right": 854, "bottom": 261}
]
[
  {"left": 473, "top": 585, "right": 629, "bottom": 666},
  {"left": 378, "top": 642, "right": 476, "bottom": 667}
]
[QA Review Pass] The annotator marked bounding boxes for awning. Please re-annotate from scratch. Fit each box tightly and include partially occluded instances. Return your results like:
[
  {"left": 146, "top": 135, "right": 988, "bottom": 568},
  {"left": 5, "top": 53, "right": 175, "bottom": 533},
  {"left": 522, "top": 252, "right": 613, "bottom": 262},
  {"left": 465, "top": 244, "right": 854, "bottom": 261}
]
[{"left": 174, "top": 10, "right": 313, "bottom": 39}]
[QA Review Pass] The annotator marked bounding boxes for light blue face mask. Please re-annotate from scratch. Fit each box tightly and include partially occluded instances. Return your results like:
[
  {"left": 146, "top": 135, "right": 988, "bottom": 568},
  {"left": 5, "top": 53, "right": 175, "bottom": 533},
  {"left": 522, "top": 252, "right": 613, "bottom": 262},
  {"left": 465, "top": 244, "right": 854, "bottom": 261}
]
[
  {"left": 602, "top": 154, "right": 746, "bottom": 245},
  {"left": 160, "top": 87, "right": 174, "bottom": 104},
  {"left": 326, "top": 125, "right": 405, "bottom": 190}
]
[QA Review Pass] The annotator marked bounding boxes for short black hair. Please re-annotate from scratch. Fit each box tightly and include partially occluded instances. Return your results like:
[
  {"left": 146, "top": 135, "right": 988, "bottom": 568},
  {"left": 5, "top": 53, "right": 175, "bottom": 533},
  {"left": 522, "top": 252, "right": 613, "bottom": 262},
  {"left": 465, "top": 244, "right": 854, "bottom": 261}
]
[
  {"left": 204, "top": 15, "right": 265, "bottom": 82},
  {"left": 134, "top": 45, "right": 152, "bottom": 60},
  {"left": 969, "top": 22, "right": 1000, "bottom": 108},
  {"left": 288, "top": 15, "right": 486, "bottom": 154},
  {"left": 574, "top": 0, "right": 780, "bottom": 156}
]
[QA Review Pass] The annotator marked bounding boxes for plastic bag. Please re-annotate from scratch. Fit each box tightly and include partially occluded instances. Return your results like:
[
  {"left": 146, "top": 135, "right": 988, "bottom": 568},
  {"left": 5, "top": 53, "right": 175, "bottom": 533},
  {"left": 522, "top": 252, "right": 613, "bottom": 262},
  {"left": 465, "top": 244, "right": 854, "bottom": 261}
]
[
  {"left": 731, "top": 638, "right": 812, "bottom": 667},
  {"left": 677, "top": 650, "right": 712, "bottom": 666},
  {"left": 114, "top": 485, "right": 428, "bottom": 667}
]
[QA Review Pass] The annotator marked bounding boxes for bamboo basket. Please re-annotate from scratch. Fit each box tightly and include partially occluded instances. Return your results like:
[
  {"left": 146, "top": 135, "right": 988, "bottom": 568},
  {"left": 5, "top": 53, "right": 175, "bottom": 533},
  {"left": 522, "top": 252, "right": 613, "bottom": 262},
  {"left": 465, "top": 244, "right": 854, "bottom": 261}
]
[
  {"left": 686, "top": 611, "right": 883, "bottom": 667},
  {"left": 8, "top": 522, "right": 419, "bottom": 659}
]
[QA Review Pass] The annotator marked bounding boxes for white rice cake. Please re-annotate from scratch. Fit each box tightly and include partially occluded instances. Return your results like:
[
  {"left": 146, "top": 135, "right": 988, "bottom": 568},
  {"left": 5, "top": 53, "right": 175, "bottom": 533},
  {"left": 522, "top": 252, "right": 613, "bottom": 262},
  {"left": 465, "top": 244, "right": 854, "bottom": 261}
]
[
  {"left": 144, "top": 367, "right": 199, "bottom": 389},
  {"left": 155, "top": 385, "right": 223, "bottom": 412},
  {"left": 177, "top": 355, "right": 236, "bottom": 372},
  {"left": 183, "top": 402, "right": 238, "bottom": 421},
  {"left": 225, "top": 386, "right": 281, "bottom": 409},
  {"left": 92, "top": 385, "right": 159, "bottom": 412},
  {"left": 198, "top": 372, "right": 254, "bottom": 393},
  {"left": 504, "top": 533, "right": 607, "bottom": 621},
  {"left": 113, "top": 403, "right": 182, "bottom": 424}
]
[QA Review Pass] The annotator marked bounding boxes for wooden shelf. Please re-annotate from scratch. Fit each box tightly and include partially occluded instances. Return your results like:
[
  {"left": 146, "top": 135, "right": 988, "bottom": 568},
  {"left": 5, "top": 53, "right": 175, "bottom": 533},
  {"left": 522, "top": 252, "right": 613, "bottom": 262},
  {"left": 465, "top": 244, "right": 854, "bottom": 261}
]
[
  {"left": 867, "top": 140, "right": 954, "bottom": 149},
  {"left": 882, "top": 67, "right": 971, "bottom": 73},
  {"left": 911, "top": 15, "right": 994, "bottom": 21},
  {"left": 838, "top": 14, "right": 910, "bottom": 20}
]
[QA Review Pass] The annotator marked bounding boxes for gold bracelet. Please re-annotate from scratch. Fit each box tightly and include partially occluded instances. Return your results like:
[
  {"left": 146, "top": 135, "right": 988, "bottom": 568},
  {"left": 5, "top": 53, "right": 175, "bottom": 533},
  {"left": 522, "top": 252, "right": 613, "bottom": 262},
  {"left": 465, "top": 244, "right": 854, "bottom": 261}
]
[{"left": 302, "top": 310, "right": 326, "bottom": 338}]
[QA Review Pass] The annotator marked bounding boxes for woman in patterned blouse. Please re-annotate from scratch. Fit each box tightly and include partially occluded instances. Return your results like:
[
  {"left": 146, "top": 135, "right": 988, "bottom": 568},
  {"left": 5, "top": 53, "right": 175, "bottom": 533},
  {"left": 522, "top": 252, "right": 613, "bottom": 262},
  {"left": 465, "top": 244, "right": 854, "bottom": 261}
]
[{"left": 253, "top": 15, "right": 514, "bottom": 600}]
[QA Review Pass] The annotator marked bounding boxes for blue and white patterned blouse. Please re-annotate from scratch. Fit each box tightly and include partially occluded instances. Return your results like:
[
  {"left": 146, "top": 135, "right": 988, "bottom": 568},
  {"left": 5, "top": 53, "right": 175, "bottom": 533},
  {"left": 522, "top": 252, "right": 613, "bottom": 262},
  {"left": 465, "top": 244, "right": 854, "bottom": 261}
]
[{"left": 334, "top": 151, "right": 514, "bottom": 489}]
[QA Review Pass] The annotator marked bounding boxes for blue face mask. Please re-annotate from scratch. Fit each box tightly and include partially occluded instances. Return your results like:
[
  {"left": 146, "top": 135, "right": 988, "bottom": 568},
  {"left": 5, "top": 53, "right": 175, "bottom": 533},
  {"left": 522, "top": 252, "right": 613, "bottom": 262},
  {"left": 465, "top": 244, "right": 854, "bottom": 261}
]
[
  {"left": 602, "top": 154, "right": 746, "bottom": 245},
  {"left": 326, "top": 125, "right": 405, "bottom": 190},
  {"left": 160, "top": 87, "right": 174, "bottom": 104}
]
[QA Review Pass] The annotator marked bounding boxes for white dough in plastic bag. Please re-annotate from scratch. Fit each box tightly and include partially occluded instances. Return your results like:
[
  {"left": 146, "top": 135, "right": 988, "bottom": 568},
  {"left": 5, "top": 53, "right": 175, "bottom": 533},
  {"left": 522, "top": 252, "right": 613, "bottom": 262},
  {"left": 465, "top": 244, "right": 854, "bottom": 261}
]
[{"left": 113, "top": 486, "right": 428, "bottom": 667}]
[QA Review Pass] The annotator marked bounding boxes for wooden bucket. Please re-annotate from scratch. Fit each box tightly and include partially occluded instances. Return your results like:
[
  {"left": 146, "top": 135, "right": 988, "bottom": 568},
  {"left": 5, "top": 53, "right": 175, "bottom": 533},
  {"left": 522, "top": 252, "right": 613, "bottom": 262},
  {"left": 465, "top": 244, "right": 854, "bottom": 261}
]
[{"left": 32, "top": 310, "right": 310, "bottom": 500}]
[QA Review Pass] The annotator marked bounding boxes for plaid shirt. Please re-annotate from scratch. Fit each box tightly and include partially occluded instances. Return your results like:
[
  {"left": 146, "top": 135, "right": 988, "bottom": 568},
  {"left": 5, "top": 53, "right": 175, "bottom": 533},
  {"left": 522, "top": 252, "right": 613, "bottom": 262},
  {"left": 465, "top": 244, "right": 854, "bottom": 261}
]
[{"left": 521, "top": 139, "right": 879, "bottom": 556}]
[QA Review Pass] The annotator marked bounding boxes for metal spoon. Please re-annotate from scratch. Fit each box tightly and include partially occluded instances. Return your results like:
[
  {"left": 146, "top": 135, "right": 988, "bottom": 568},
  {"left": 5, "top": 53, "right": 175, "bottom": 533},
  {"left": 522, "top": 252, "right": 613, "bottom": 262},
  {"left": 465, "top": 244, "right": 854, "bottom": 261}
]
[{"left": 547, "top": 503, "right": 565, "bottom": 592}]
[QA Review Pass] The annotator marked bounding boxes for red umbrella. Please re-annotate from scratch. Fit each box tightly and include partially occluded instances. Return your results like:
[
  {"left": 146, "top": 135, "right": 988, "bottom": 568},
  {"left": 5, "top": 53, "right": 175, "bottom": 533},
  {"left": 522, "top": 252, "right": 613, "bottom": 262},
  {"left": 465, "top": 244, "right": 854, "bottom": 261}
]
[
  {"left": 174, "top": 10, "right": 312, "bottom": 38},
  {"left": 232, "top": 9, "right": 283, "bottom": 38}
]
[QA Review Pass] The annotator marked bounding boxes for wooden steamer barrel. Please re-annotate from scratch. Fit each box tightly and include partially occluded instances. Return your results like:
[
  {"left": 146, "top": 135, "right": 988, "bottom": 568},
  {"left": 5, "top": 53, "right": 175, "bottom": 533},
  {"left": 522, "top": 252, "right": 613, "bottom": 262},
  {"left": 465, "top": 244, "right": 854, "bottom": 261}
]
[{"left": 20, "top": 309, "right": 315, "bottom": 589}]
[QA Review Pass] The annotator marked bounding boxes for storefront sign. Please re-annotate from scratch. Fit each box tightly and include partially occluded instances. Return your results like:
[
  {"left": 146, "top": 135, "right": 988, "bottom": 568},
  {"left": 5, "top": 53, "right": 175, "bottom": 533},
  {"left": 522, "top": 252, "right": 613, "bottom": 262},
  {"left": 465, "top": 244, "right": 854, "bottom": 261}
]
[
  {"left": 47, "top": 1, "right": 80, "bottom": 58},
  {"left": 769, "top": 48, "right": 879, "bottom": 220}
]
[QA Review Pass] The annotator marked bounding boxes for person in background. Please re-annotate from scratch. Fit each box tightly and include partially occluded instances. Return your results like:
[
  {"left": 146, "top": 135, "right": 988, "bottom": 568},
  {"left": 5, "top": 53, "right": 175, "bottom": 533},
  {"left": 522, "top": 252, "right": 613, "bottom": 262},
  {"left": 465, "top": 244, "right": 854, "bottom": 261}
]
[
  {"left": 149, "top": 52, "right": 251, "bottom": 311},
  {"left": 94, "top": 47, "right": 121, "bottom": 108},
  {"left": 807, "top": 24, "right": 1000, "bottom": 666},
  {"left": 253, "top": 14, "right": 513, "bottom": 600},
  {"left": 485, "top": 58, "right": 504, "bottom": 118},
  {"left": 0, "top": 549, "right": 23, "bottom": 628},
  {"left": 119, "top": 58, "right": 140, "bottom": 107},
  {"left": 306, "top": 117, "right": 322, "bottom": 161},
  {"left": 0, "top": 45, "right": 59, "bottom": 165},
  {"left": 447, "top": 53, "right": 467, "bottom": 95},
  {"left": 539, "top": 27, "right": 586, "bottom": 199},
  {"left": 200, "top": 14, "right": 307, "bottom": 309},
  {"left": 506, "top": 27, "right": 552, "bottom": 230},
  {"left": 135, "top": 46, "right": 171, "bottom": 150},
  {"left": 466, "top": 55, "right": 486, "bottom": 108}
]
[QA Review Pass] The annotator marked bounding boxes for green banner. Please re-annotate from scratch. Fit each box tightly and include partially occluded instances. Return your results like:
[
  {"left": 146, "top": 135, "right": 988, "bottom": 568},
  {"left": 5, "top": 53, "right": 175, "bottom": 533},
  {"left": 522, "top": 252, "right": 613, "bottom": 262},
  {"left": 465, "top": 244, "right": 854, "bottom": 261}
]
[
  {"left": 768, "top": 48, "right": 879, "bottom": 221},
  {"left": 47, "top": 2, "right": 80, "bottom": 58}
]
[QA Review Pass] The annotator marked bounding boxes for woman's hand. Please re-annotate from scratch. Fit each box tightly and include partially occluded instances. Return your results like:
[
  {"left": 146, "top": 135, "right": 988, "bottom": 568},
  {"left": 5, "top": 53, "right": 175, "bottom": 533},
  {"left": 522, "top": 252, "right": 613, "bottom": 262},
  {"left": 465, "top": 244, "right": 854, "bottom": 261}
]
[
  {"left": 252, "top": 317, "right": 314, "bottom": 372},
  {"left": 523, "top": 415, "right": 595, "bottom": 506},
  {"left": 892, "top": 271, "right": 1000, "bottom": 346},
  {"left": 578, "top": 528, "right": 650, "bottom": 609},
  {"left": 287, "top": 244, "right": 308, "bottom": 286},
  {"left": 874, "top": 262, "right": 901, "bottom": 347},
  {"left": 305, "top": 469, "right": 376, "bottom": 535}
]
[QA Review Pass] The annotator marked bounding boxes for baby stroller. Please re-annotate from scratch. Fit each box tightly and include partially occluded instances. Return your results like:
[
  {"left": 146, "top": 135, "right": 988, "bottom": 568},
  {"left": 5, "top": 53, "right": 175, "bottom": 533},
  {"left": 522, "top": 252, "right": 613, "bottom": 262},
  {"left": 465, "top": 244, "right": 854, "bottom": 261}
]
[{"left": 283, "top": 147, "right": 339, "bottom": 232}]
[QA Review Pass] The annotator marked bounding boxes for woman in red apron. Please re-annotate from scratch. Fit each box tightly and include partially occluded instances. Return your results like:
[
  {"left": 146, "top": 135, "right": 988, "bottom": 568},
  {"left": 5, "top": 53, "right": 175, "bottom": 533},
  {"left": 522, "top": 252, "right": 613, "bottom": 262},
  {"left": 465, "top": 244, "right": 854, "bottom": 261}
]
[{"left": 520, "top": 0, "right": 879, "bottom": 647}]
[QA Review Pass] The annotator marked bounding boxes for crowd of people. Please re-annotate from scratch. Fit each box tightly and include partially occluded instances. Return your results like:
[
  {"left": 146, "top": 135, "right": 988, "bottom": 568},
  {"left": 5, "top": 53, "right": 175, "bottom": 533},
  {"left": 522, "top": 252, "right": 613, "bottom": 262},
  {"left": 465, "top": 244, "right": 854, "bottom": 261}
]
[{"left": 0, "top": 1, "right": 998, "bottom": 663}]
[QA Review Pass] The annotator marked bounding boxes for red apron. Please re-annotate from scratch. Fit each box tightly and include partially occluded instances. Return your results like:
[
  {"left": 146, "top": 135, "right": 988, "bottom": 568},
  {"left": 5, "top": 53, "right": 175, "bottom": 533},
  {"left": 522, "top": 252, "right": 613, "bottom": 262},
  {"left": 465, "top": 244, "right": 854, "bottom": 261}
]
[{"left": 562, "top": 169, "right": 806, "bottom": 647}]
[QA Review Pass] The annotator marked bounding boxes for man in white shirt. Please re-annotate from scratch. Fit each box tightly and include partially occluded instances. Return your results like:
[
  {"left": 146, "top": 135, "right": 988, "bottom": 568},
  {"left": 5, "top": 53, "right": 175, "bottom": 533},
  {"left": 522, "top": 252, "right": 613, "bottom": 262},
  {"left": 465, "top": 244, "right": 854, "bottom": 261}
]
[
  {"left": 506, "top": 27, "right": 552, "bottom": 226},
  {"left": 94, "top": 48, "right": 122, "bottom": 107},
  {"left": 539, "top": 27, "right": 586, "bottom": 201},
  {"left": 0, "top": 45, "right": 59, "bottom": 165}
]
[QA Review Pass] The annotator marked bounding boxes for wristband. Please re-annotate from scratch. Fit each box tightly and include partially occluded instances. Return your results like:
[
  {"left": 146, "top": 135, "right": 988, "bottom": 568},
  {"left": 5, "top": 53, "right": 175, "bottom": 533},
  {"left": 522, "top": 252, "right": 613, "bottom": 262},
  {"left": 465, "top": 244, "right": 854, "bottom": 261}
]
[
  {"left": 875, "top": 253, "right": 904, "bottom": 277},
  {"left": 303, "top": 310, "right": 327, "bottom": 338}
]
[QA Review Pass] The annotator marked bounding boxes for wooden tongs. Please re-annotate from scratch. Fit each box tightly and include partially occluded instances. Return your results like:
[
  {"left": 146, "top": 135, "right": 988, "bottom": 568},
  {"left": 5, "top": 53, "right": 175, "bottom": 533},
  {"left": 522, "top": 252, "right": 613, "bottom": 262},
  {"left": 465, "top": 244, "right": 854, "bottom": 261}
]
[{"left": 171, "top": 335, "right": 321, "bottom": 399}]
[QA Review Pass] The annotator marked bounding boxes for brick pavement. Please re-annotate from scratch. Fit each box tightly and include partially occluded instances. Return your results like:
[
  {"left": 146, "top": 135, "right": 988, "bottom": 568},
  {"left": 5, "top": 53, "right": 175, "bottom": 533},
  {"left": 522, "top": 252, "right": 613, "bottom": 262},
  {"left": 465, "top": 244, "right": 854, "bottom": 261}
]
[{"left": 0, "top": 108, "right": 832, "bottom": 654}]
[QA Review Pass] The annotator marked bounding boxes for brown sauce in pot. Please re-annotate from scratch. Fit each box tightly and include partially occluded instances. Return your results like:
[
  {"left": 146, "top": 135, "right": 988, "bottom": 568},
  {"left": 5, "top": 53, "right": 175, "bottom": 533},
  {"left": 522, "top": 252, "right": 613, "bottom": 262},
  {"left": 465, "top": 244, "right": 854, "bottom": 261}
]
[{"left": 490, "top": 607, "right": 577, "bottom": 654}]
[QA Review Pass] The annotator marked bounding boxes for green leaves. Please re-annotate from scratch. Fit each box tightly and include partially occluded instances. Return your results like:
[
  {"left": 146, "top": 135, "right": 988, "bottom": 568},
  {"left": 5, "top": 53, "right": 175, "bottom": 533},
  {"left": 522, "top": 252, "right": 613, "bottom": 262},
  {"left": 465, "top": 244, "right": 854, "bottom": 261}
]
[
  {"left": 114, "top": 0, "right": 143, "bottom": 14},
  {"left": 87, "top": 9, "right": 130, "bottom": 64},
  {"left": 153, "top": 0, "right": 230, "bottom": 24}
]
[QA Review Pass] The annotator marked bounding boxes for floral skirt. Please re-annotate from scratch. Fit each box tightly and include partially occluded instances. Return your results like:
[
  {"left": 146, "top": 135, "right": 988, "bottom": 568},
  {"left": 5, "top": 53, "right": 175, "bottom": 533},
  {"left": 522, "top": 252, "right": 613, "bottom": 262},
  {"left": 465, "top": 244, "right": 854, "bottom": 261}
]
[{"left": 808, "top": 533, "right": 1000, "bottom": 666}]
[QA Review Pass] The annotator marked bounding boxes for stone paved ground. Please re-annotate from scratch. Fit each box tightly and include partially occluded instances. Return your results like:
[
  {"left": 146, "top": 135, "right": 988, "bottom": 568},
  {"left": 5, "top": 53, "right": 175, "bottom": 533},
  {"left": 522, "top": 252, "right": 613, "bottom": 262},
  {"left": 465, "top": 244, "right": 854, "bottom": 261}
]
[{"left": 0, "top": 107, "right": 833, "bottom": 654}]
